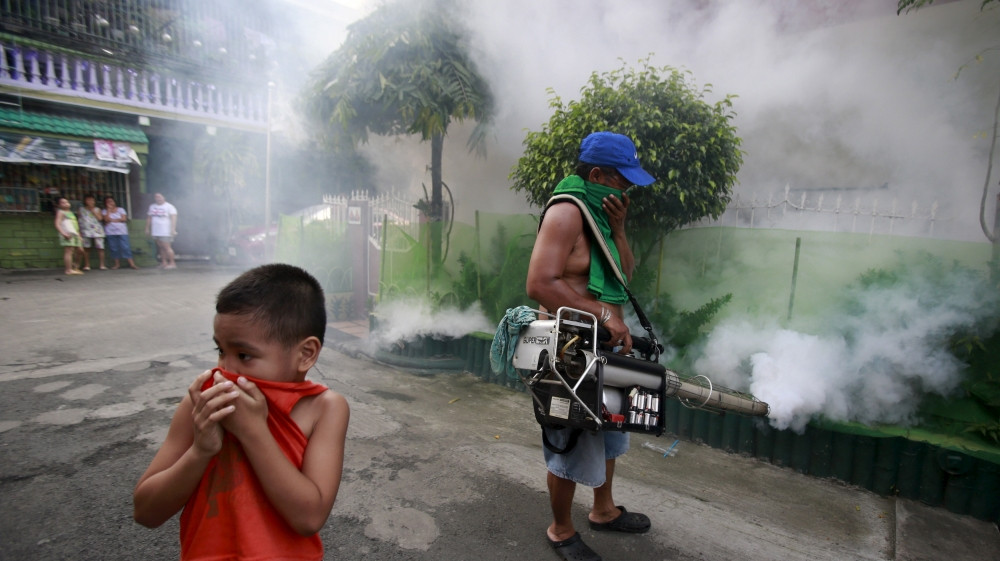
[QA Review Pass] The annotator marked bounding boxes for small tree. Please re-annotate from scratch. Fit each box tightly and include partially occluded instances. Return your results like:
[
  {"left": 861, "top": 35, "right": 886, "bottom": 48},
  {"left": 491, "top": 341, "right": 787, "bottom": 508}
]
[
  {"left": 510, "top": 58, "right": 742, "bottom": 267},
  {"left": 302, "top": 0, "right": 494, "bottom": 266}
]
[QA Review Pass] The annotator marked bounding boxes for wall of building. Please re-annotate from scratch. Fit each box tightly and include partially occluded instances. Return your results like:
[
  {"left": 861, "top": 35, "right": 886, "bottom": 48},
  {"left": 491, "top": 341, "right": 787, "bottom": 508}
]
[
  {"left": 1, "top": 0, "right": 278, "bottom": 270},
  {"left": 0, "top": 214, "right": 153, "bottom": 269}
]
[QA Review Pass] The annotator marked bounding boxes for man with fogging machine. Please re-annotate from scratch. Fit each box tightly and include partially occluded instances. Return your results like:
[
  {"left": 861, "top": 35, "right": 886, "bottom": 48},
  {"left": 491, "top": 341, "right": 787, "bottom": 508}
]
[{"left": 526, "top": 131, "right": 656, "bottom": 561}]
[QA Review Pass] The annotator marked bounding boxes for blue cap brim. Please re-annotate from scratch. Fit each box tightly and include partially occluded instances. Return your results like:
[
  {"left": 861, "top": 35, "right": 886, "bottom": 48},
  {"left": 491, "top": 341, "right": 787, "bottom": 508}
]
[{"left": 619, "top": 166, "right": 656, "bottom": 187}]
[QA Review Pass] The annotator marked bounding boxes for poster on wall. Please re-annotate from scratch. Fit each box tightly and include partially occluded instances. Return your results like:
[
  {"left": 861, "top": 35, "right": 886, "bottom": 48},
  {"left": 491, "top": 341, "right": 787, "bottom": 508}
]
[
  {"left": 0, "top": 132, "right": 137, "bottom": 173},
  {"left": 348, "top": 206, "right": 362, "bottom": 225}
]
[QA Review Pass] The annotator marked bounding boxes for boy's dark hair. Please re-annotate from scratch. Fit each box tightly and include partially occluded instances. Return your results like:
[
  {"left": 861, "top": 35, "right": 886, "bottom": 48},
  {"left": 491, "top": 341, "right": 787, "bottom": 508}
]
[{"left": 216, "top": 264, "right": 326, "bottom": 346}]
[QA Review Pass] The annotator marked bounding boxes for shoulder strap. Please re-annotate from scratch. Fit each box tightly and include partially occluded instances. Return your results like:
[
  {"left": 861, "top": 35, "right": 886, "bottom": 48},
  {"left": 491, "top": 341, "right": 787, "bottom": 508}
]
[
  {"left": 543, "top": 195, "right": 661, "bottom": 353},
  {"left": 545, "top": 195, "right": 626, "bottom": 286}
]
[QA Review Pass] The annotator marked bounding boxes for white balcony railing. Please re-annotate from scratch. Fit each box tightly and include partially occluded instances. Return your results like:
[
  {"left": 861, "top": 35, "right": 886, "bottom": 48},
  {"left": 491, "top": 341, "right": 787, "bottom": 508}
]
[{"left": 0, "top": 41, "right": 268, "bottom": 130}]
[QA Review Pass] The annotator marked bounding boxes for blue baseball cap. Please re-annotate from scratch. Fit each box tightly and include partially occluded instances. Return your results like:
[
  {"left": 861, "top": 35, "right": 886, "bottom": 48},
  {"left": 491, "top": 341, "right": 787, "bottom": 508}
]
[{"left": 579, "top": 132, "right": 656, "bottom": 186}]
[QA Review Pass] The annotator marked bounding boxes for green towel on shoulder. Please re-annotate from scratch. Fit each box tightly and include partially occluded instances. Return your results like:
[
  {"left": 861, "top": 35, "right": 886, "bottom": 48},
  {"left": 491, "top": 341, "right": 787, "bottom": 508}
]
[{"left": 549, "top": 175, "right": 628, "bottom": 305}]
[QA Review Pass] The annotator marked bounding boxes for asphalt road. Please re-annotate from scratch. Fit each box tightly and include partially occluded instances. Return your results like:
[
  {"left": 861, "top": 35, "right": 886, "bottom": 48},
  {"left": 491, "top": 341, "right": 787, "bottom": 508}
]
[{"left": 0, "top": 263, "right": 996, "bottom": 561}]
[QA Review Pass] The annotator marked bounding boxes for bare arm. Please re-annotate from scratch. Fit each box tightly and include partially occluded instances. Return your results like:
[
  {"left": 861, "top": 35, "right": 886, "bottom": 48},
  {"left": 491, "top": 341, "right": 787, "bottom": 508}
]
[
  {"left": 526, "top": 204, "right": 633, "bottom": 353},
  {"left": 133, "top": 371, "right": 239, "bottom": 527},
  {"left": 170, "top": 212, "right": 178, "bottom": 236},
  {"left": 220, "top": 375, "right": 350, "bottom": 535}
]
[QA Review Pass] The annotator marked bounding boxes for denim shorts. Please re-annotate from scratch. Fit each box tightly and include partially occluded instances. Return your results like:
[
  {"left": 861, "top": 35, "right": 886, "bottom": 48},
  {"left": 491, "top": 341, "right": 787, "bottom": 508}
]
[
  {"left": 106, "top": 235, "right": 132, "bottom": 259},
  {"left": 542, "top": 428, "right": 630, "bottom": 487}
]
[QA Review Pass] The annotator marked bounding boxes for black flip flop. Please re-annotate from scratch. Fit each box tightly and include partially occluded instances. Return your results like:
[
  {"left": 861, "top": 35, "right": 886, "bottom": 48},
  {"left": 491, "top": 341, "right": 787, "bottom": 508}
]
[
  {"left": 548, "top": 531, "right": 602, "bottom": 561},
  {"left": 588, "top": 506, "right": 651, "bottom": 534}
]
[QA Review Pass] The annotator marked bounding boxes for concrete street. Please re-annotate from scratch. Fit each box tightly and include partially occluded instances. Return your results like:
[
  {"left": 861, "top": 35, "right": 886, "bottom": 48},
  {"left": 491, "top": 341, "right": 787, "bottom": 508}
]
[{"left": 0, "top": 263, "right": 997, "bottom": 560}]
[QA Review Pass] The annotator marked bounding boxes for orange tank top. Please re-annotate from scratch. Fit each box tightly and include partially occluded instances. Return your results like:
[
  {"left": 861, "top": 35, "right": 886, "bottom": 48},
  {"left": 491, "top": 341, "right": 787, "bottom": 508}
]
[{"left": 180, "top": 368, "right": 329, "bottom": 561}]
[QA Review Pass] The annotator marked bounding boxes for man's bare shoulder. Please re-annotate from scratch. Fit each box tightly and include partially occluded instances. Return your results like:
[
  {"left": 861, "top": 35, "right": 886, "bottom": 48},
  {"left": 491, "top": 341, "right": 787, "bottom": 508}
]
[{"left": 540, "top": 201, "right": 584, "bottom": 232}]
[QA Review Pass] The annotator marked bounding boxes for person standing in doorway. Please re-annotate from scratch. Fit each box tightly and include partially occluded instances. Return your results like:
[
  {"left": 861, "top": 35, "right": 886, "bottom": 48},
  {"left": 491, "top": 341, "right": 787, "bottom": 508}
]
[{"left": 145, "top": 193, "right": 178, "bottom": 269}]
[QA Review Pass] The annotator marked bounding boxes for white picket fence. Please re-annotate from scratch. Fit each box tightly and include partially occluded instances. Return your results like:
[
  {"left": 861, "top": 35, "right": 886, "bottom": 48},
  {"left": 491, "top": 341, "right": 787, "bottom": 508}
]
[
  {"left": 690, "top": 185, "right": 946, "bottom": 239},
  {"left": 316, "top": 191, "right": 421, "bottom": 247},
  {"left": 307, "top": 186, "right": 957, "bottom": 243}
]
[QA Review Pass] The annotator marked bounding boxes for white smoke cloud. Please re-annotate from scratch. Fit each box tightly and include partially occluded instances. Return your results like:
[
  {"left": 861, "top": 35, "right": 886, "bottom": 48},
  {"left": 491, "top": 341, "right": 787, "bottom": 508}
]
[
  {"left": 368, "top": 297, "right": 493, "bottom": 348},
  {"left": 245, "top": 1, "right": 1000, "bottom": 237},
  {"left": 692, "top": 261, "right": 997, "bottom": 432},
  {"left": 232, "top": 1, "right": 1000, "bottom": 436},
  {"left": 253, "top": 2, "right": 1000, "bottom": 435},
  {"left": 461, "top": 0, "right": 1000, "bottom": 238},
  {"left": 259, "top": 1, "right": 1000, "bottom": 241}
]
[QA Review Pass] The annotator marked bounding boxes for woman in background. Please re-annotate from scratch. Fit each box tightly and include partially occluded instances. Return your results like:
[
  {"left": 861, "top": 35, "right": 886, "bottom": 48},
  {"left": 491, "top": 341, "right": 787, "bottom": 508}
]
[
  {"left": 103, "top": 196, "right": 139, "bottom": 270},
  {"left": 78, "top": 194, "right": 107, "bottom": 270}
]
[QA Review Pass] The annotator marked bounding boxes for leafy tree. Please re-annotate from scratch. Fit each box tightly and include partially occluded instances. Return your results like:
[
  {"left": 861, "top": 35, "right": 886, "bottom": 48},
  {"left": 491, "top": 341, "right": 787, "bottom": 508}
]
[
  {"left": 509, "top": 58, "right": 742, "bottom": 267},
  {"left": 302, "top": 0, "right": 494, "bottom": 266}
]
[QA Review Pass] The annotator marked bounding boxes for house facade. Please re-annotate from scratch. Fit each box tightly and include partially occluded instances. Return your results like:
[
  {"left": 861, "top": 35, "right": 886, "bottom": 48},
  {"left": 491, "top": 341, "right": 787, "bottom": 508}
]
[{"left": 0, "top": 0, "right": 277, "bottom": 268}]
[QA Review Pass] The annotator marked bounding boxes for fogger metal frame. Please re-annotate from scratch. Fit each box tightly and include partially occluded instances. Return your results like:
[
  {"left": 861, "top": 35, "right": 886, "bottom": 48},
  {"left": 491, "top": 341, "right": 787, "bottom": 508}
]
[{"left": 513, "top": 306, "right": 770, "bottom": 435}]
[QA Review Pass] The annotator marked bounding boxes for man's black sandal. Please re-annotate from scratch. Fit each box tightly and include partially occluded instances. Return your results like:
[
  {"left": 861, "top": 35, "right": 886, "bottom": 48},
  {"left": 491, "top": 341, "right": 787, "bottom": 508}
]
[
  {"left": 548, "top": 531, "right": 602, "bottom": 561},
  {"left": 588, "top": 506, "right": 651, "bottom": 534}
]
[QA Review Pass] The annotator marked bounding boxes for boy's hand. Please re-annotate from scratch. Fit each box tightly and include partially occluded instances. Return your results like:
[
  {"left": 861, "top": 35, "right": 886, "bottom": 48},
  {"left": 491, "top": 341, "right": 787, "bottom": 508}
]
[
  {"left": 217, "top": 373, "right": 269, "bottom": 441},
  {"left": 187, "top": 370, "right": 238, "bottom": 456}
]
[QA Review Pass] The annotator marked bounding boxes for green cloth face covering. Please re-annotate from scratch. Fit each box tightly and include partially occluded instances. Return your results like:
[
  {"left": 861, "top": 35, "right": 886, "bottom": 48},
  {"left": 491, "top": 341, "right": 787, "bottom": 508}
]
[{"left": 550, "top": 175, "right": 628, "bottom": 305}]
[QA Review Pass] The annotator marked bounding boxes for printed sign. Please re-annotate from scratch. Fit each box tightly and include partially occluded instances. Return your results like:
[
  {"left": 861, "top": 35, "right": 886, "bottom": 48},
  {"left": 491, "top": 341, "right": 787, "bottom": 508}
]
[
  {"left": 0, "top": 132, "right": 136, "bottom": 173},
  {"left": 348, "top": 206, "right": 362, "bottom": 225}
]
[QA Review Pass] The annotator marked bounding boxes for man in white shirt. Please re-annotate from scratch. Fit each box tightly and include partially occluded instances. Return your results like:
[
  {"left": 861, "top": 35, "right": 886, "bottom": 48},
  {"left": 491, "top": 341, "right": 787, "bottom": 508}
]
[{"left": 145, "top": 192, "right": 178, "bottom": 269}]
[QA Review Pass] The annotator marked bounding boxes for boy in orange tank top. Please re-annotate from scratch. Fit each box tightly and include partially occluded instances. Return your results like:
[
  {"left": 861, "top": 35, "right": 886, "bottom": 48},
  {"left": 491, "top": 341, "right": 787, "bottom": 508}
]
[{"left": 133, "top": 264, "right": 350, "bottom": 560}]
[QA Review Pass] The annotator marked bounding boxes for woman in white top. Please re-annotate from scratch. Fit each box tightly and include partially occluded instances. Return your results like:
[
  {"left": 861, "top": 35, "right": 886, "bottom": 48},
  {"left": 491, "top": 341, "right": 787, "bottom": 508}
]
[{"left": 144, "top": 192, "right": 178, "bottom": 269}]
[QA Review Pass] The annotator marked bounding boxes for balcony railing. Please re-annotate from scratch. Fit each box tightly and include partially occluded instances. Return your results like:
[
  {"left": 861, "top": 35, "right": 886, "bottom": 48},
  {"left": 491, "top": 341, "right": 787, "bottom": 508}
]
[{"left": 0, "top": 41, "right": 268, "bottom": 130}]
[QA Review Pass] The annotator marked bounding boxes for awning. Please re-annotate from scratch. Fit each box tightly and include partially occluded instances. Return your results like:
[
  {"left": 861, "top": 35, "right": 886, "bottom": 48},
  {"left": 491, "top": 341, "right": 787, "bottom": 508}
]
[{"left": 0, "top": 108, "right": 147, "bottom": 173}]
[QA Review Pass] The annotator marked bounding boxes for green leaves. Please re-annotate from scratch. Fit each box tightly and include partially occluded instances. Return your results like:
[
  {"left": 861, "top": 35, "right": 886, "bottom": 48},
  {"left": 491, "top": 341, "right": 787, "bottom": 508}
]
[
  {"left": 299, "top": 0, "right": 496, "bottom": 265},
  {"left": 301, "top": 0, "right": 494, "bottom": 150},
  {"left": 510, "top": 57, "right": 743, "bottom": 264}
]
